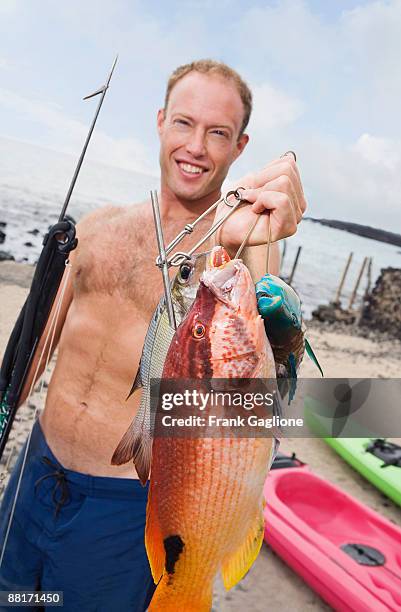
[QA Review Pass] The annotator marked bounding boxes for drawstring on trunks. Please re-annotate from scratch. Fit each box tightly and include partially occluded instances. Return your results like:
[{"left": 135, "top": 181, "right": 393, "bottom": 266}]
[{"left": 34, "top": 456, "right": 71, "bottom": 518}]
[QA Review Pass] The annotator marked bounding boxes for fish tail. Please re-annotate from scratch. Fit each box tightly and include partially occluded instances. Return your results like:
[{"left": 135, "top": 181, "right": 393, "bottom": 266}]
[
  {"left": 148, "top": 575, "right": 213, "bottom": 611},
  {"left": 111, "top": 415, "right": 152, "bottom": 485},
  {"left": 146, "top": 497, "right": 213, "bottom": 611},
  {"left": 221, "top": 509, "right": 265, "bottom": 590}
]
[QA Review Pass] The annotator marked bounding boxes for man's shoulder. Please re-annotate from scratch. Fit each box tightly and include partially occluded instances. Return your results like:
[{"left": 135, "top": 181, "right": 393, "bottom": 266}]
[{"left": 77, "top": 200, "right": 150, "bottom": 234}]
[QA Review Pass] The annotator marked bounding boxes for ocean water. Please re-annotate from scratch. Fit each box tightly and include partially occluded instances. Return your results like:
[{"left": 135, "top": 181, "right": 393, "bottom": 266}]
[
  {"left": 1, "top": 137, "right": 400, "bottom": 319},
  {"left": 0, "top": 136, "right": 158, "bottom": 263}
]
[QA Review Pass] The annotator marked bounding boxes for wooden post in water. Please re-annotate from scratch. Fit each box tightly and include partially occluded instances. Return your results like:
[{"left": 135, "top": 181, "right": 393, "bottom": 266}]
[
  {"left": 288, "top": 246, "right": 302, "bottom": 285},
  {"left": 334, "top": 252, "right": 353, "bottom": 304},
  {"left": 365, "top": 257, "right": 373, "bottom": 296},
  {"left": 348, "top": 256, "right": 368, "bottom": 310},
  {"left": 356, "top": 257, "right": 373, "bottom": 325}
]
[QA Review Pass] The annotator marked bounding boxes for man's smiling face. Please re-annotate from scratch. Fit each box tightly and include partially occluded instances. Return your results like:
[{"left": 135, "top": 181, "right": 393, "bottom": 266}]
[{"left": 157, "top": 72, "right": 249, "bottom": 204}]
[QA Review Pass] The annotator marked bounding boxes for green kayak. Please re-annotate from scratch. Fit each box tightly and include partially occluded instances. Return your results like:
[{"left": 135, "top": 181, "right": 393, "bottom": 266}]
[
  {"left": 324, "top": 437, "right": 401, "bottom": 507},
  {"left": 304, "top": 403, "right": 401, "bottom": 507}
]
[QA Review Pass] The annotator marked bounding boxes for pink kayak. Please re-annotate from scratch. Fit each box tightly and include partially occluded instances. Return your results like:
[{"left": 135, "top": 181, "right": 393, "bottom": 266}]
[{"left": 264, "top": 455, "right": 401, "bottom": 611}]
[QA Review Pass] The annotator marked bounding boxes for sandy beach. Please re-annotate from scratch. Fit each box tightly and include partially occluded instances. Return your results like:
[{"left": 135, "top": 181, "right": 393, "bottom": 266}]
[{"left": 1, "top": 260, "right": 400, "bottom": 611}]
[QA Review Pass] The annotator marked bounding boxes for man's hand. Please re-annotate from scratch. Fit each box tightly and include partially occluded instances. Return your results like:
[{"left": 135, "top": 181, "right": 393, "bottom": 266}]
[{"left": 215, "top": 154, "right": 307, "bottom": 253}]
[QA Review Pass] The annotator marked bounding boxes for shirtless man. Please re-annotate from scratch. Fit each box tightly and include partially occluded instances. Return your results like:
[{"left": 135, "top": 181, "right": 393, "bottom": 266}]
[{"left": 0, "top": 60, "right": 306, "bottom": 611}]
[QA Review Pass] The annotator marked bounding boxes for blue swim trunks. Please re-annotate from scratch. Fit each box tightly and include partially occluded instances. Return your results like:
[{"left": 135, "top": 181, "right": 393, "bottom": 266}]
[{"left": 0, "top": 420, "right": 156, "bottom": 611}]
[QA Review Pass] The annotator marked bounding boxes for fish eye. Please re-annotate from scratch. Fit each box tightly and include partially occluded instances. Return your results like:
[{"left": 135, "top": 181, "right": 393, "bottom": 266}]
[
  {"left": 192, "top": 322, "right": 206, "bottom": 339},
  {"left": 178, "top": 262, "right": 193, "bottom": 283}
]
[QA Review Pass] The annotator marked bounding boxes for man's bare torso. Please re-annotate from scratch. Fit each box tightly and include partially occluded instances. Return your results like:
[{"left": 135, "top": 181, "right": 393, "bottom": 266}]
[{"left": 40, "top": 201, "right": 214, "bottom": 478}]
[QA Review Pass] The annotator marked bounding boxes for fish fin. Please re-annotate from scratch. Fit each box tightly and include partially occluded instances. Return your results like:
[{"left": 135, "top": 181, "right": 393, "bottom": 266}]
[
  {"left": 133, "top": 432, "right": 153, "bottom": 486},
  {"left": 145, "top": 485, "right": 165, "bottom": 584},
  {"left": 305, "top": 338, "right": 324, "bottom": 377},
  {"left": 221, "top": 510, "right": 264, "bottom": 591},
  {"left": 111, "top": 418, "right": 152, "bottom": 485},
  {"left": 126, "top": 364, "right": 143, "bottom": 400}
]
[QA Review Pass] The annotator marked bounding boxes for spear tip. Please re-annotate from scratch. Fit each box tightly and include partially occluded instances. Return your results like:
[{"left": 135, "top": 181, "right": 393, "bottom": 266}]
[
  {"left": 83, "top": 54, "right": 118, "bottom": 100},
  {"left": 107, "top": 54, "right": 119, "bottom": 87}
]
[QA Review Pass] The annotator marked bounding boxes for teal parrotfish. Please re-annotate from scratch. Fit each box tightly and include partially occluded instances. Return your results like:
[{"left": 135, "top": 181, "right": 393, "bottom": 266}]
[{"left": 256, "top": 273, "right": 323, "bottom": 400}]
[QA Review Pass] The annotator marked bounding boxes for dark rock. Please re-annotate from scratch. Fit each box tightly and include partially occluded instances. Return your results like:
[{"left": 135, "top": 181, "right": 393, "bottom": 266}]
[
  {"left": 359, "top": 267, "right": 401, "bottom": 339},
  {"left": 311, "top": 301, "right": 356, "bottom": 325},
  {"left": 0, "top": 222, "right": 6, "bottom": 228},
  {"left": 0, "top": 251, "right": 15, "bottom": 262},
  {"left": 24, "top": 241, "right": 33, "bottom": 247},
  {"left": 28, "top": 228, "right": 40, "bottom": 236},
  {"left": 310, "top": 267, "right": 401, "bottom": 341},
  {"left": 0, "top": 230, "right": 5, "bottom": 244}
]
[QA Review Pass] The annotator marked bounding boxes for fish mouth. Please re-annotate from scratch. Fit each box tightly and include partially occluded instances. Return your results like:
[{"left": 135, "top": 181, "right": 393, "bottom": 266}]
[
  {"left": 202, "top": 247, "right": 242, "bottom": 306},
  {"left": 257, "top": 293, "right": 282, "bottom": 313},
  {"left": 207, "top": 246, "right": 231, "bottom": 269},
  {"left": 255, "top": 275, "right": 284, "bottom": 314}
]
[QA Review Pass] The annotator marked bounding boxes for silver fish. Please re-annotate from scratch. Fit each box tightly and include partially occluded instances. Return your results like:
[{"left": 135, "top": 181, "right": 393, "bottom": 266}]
[{"left": 112, "top": 247, "right": 230, "bottom": 483}]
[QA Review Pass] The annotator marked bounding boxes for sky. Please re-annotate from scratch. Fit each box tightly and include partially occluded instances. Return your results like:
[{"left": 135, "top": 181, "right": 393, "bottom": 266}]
[{"left": 0, "top": 0, "right": 400, "bottom": 231}]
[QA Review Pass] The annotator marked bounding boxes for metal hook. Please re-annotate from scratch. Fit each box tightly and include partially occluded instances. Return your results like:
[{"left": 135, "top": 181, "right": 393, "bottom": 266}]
[
  {"left": 223, "top": 187, "right": 246, "bottom": 207},
  {"left": 155, "top": 196, "right": 224, "bottom": 267},
  {"left": 280, "top": 150, "right": 297, "bottom": 162},
  {"left": 155, "top": 187, "right": 247, "bottom": 268}
]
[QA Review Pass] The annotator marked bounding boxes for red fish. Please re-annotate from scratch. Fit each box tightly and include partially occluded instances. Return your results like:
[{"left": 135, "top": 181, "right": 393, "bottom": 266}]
[{"left": 146, "top": 248, "right": 276, "bottom": 611}]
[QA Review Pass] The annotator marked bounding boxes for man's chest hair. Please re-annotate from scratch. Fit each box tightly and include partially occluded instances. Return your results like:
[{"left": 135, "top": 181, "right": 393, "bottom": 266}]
[
  {"left": 72, "top": 210, "right": 162, "bottom": 314},
  {"left": 70, "top": 207, "right": 213, "bottom": 317}
]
